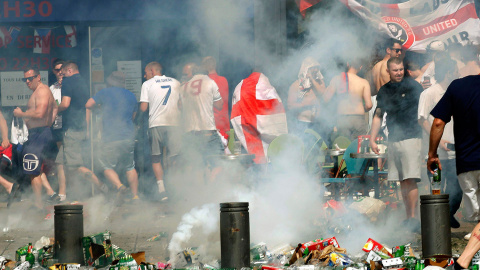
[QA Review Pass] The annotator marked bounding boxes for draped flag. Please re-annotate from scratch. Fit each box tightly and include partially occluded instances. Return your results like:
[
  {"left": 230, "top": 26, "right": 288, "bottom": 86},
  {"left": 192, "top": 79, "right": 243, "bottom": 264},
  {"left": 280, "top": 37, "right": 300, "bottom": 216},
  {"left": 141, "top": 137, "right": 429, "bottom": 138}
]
[
  {"left": 33, "top": 28, "right": 52, "bottom": 54},
  {"left": 64, "top": 25, "right": 77, "bottom": 47},
  {"left": 231, "top": 72, "right": 288, "bottom": 164},
  {"left": 340, "top": 0, "right": 480, "bottom": 52}
]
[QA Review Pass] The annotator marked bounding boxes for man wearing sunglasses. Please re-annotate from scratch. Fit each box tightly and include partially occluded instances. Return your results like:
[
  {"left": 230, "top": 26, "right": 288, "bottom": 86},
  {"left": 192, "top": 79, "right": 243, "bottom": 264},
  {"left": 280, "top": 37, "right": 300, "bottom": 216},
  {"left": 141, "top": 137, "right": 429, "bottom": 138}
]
[
  {"left": 371, "top": 38, "right": 403, "bottom": 95},
  {"left": 13, "top": 66, "right": 58, "bottom": 210}
]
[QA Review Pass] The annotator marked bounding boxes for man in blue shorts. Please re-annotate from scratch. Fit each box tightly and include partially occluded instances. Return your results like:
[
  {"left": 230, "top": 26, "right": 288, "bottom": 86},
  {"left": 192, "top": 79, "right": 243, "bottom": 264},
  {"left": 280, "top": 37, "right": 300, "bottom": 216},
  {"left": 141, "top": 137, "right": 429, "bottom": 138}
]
[
  {"left": 13, "top": 66, "right": 58, "bottom": 210},
  {"left": 86, "top": 71, "right": 139, "bottom": 204}
]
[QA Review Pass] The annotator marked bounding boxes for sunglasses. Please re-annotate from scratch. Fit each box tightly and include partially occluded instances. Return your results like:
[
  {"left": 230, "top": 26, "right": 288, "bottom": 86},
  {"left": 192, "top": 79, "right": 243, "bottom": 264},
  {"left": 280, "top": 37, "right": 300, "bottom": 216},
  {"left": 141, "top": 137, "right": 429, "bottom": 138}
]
[
  {"left": 21, "top": 74, "right": 38, "bottom": 82},
  {"left": 391, "top": 48, "right": 402, "bottom": 53},
  {"left": 54, "top": 68, "right": 61, "bottom": 72}
]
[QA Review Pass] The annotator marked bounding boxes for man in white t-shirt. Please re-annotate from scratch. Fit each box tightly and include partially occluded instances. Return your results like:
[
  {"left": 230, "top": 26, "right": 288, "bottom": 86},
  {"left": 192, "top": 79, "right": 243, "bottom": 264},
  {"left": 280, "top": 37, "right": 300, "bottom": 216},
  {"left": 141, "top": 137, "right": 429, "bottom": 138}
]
[
  {"left": 418, "top": 53, "right": 462, "bottom": 228},
  {"left": 49, "top": 59, "right": 67, "bottom": 202},
  {"left": 140, "top": 61, "right": 181, "bottom": 198},
  {"left": 179, "top": 63, "right": 223, "bottom": 175}
]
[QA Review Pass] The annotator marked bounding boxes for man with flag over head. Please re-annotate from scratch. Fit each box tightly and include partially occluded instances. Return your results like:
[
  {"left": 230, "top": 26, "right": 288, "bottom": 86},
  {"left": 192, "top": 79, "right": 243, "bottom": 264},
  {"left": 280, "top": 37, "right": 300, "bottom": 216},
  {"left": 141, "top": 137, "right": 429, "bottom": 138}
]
[{"left": 231, "top": 66, "right": 288, "bottom": 165}]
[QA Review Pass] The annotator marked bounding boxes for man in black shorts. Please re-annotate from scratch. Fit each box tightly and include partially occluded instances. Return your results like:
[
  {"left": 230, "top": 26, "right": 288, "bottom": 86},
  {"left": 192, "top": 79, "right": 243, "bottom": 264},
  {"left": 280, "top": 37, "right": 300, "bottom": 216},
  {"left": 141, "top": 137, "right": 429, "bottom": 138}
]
[{"left": 14, "top": 66, "right": 58, "bottom": 210}]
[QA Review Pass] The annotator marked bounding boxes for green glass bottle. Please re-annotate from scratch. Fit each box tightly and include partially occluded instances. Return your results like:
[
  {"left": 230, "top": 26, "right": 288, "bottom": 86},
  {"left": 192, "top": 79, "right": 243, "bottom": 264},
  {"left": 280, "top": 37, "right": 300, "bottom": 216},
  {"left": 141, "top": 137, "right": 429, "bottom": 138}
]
[{"left": 25, "top": 243, "right": 35, "bottom": 268}]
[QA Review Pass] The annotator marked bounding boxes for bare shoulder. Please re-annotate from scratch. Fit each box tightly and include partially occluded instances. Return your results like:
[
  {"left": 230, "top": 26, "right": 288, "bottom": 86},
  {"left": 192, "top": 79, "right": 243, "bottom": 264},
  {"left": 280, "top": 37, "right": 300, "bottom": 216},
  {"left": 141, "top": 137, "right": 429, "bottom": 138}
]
[
  {"left": 372, "top": 60, "right": 386, "bottom": 71},
  {"left": 289, "top": 80, "right": 300, "bottom": 92},
  {"left": 35, "top": 84, "right": 53, "bottom": 97}
]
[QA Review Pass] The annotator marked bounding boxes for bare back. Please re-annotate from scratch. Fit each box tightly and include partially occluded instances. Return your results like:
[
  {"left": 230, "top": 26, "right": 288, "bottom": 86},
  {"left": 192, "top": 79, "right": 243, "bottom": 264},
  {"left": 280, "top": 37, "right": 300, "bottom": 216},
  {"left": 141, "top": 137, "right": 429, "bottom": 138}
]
[
  {"left": 333, "top": 73, "right": 372, "bottom": 115},
  {"left": 25, "top": 83, "right": 57, "bottom": 129},
  {"left": 372, "top": 59, "right": 391, "bottom": 92}
]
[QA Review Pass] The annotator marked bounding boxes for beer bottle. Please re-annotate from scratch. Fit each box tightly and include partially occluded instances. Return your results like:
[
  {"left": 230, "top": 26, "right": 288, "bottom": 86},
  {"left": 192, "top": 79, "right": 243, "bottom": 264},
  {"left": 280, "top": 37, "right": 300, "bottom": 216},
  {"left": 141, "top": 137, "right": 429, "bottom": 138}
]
[
  {"left": 25, "top": 243, "right": 34, "bottom": 268},
  {"left": 431, "top": 163, "right": 441, "bottom": 195}
]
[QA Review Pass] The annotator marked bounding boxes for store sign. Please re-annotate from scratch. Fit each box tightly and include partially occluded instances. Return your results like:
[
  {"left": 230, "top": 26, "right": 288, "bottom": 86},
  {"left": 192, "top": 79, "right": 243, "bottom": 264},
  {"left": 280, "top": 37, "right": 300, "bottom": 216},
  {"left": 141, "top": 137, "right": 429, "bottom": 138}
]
[
  {"left": 0, "top": 0, "right": 192, "bottom": 22},
  {"left": 1, "top": 70, "right": 48, "bottom": 106},
  {"left": 0, "top": 1, "right": 52, "bottom": 19}
]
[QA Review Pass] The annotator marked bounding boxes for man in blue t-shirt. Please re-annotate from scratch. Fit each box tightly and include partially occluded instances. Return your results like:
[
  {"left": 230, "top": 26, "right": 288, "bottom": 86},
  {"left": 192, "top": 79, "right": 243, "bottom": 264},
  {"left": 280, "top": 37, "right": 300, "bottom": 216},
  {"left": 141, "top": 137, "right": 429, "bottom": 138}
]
[
  {"left": 370, "top": 57, "right": 423, "bottom": 232},
  {"left": 86, "top": 71, "right": 139, "bottom": 204},
  {"left": 428, "top": 74, "right": 480, "bottom": 248}
]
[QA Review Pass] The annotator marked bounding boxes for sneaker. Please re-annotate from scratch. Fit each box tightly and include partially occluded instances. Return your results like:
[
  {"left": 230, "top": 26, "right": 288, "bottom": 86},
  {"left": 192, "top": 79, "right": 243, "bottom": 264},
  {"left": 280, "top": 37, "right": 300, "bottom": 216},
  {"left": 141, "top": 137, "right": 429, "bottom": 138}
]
[
  {"left": 7, "top": 183, "right": 20, "bottom": 208},
  {"left": 131, "top": 195, "right": 140, "bottom": 204},
  {"left": 451, "top": 216, "right": 461, "bottom": 229},
  {"left": 465, "top": 233, "right": 472, "bottom": 240},
  {"left": 158, "top": 191, "right": 168, "bottom": 202},
  {"left": 115, "top": 185, "right": 128, "bottom": 206},
  {"left": 46, "top": 193, "right": 61, "bottom": 205}
]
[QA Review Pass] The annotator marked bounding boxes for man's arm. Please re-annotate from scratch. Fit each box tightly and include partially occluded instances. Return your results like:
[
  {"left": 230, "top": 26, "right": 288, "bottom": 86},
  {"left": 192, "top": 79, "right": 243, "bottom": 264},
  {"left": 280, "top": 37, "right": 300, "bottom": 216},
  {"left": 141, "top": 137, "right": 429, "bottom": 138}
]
[
  {"left": 85, "top": 98, "right": 97, "bottom": 110},
  {"left": 362, "top": 81, "right": 373, "bottom": 112},
  {"left": 58, "top": 96, "right": 71, "bottom": 112},
  {"left": 140, "top": 102, "right": 148, "bottom": 112},
  {"left": 427, "top": 118, "right": 446, "bottom": 173},
  {"left": 309, "top": 74, "right": 326, "bottom": 98},
  {"left": 214, "top": 98, "right": 223, "bottom": 110},
  {"left": 0, "top": 111, "right": 9, "bottom": 148},
  {"left": 369, "top": 107, "right": 383, "bottom": 154},
  {"left": 379, "top": 66, "right": 391, "bottom": 88}
]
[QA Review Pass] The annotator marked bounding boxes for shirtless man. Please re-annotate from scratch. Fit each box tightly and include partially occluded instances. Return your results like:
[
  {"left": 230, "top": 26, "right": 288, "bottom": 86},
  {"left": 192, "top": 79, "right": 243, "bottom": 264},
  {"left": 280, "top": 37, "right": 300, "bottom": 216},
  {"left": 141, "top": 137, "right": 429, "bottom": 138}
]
[
  {"left": 324, "top": 59, "right": 372, "bottom": 140},
  {"left": 459, "top": 44, "right": 480, "bottom": 78},
  {"left": 368, "top": 39, "right": 403, "bottom": 131},
  {"left": 371, "top": 38, "right": 403, "bottom": 95},
  {"left": 14, "top": 66, "right": 58, "bottom": 210}
]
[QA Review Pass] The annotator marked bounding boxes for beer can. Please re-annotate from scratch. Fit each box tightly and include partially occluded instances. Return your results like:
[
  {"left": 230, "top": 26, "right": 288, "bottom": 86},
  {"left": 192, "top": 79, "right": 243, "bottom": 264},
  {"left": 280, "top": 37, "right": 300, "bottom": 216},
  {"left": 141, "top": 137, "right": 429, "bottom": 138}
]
[{"left": 392, "top": 245, "right": 405, "bottom": 258}]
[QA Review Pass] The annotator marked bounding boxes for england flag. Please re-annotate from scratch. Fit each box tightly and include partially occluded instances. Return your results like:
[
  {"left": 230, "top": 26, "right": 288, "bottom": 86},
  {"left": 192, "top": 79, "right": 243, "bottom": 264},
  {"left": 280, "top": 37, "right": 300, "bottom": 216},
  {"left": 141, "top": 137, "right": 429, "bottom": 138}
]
[{"left": 231, "top": 72, "right": 288, "bottom": 164}]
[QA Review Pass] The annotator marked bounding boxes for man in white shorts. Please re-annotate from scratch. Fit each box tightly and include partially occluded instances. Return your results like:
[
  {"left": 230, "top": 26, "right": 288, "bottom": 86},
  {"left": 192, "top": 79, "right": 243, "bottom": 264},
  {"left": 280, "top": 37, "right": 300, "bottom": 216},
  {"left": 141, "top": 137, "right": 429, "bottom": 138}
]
[
  {"left": 370, "top": 57, "right": 424, "bottom": 232},
  {"left": 140, "top": 62, "right": 181, "bottom": 199}
]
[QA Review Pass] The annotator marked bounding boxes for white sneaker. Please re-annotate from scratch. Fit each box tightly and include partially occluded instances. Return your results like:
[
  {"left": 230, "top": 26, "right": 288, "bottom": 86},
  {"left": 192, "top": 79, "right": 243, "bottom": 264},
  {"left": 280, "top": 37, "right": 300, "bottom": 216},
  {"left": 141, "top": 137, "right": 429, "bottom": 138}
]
[{"left": 465, "top": 233, "right": 472, "bottom": 240}]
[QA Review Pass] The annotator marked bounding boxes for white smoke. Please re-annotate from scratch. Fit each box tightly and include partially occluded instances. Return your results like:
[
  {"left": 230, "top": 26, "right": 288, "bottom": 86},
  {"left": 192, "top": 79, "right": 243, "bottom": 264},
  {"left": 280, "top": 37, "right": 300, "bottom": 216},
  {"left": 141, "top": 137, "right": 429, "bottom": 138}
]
[{"left": 168, "top": 203, "right": 219, "bottom": 266}]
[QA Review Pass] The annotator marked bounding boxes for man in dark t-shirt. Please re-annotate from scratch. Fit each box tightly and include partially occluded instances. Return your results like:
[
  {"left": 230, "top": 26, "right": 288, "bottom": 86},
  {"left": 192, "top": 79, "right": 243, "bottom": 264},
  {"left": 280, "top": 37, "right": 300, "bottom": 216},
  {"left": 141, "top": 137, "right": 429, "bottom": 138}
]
[
  {"left": 58, "top": 61, "right": 106, "bottom": 197},
  {"left": 370, "top": 57, "right": 423, "bottom": 232},
  {"left": 428, "top": 74, "right": 480, "bottom": 246}
]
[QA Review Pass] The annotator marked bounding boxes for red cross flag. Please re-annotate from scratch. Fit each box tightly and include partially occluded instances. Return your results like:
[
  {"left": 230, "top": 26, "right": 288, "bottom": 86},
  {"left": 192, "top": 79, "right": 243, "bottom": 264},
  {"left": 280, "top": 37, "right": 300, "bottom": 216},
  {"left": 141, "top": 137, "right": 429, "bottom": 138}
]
[
  {"left": 340, "top": 0, "right": 480, "bottom": 51},
  {"left": 231, "top": 72, "right": 288, "bottom": 164}
]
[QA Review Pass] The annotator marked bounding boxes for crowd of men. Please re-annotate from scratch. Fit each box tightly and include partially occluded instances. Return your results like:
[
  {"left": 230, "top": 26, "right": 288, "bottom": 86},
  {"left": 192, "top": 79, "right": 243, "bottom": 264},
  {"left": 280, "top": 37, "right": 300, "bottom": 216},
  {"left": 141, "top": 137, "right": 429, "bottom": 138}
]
[{"left": 1, "top": 40, "right": 480, "bottom": 251}]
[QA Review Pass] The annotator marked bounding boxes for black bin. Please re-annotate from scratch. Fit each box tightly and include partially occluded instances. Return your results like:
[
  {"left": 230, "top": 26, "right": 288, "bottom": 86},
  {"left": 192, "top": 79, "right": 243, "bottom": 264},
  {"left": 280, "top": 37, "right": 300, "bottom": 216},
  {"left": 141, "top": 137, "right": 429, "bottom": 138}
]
[
  {"left": 420, "top": 194, "right": 451, "bottom": 259},
  {"left": 220, "top": 202, "right": 250, "bottom": 269},
  {"left": 54, "top": 205, "right": 84, "bottom": 264}
]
